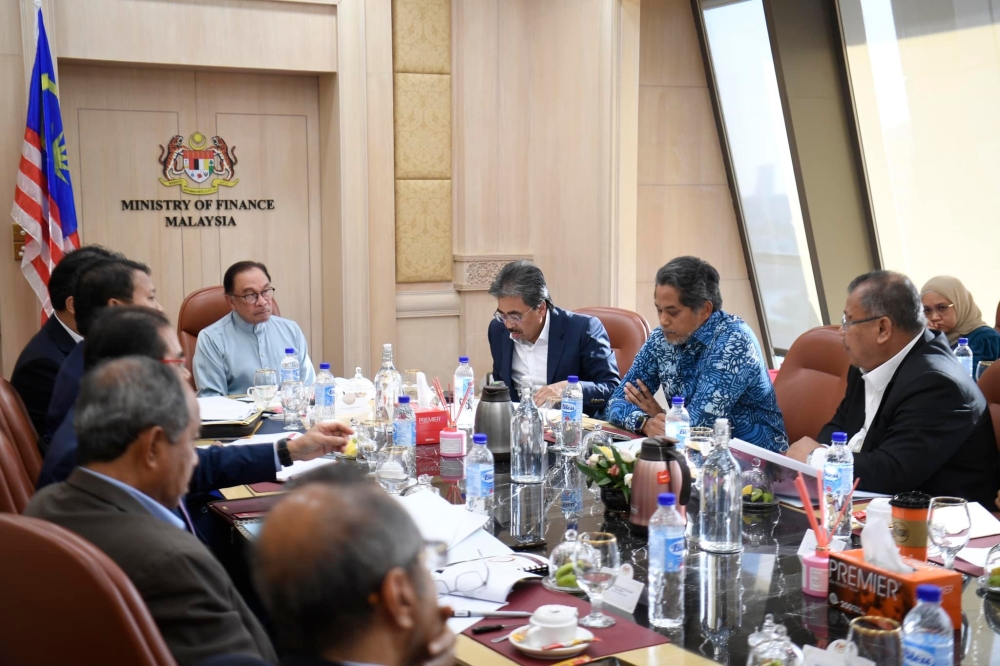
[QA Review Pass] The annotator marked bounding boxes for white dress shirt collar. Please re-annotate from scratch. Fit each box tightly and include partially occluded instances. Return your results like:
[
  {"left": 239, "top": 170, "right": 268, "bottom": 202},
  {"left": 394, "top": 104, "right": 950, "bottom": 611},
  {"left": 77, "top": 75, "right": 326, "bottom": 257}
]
[
  {"left": 510, "top": 309, "right": 551, "bottom": 390},
  {"left": 861, "top": 332, "right": 923, "bottom": 393},
  {"left": 78, "top": 467, "right": 186, "bottom": 530},
  {"left": 54, "top": 312, "right": 83, "bottom": 344}
]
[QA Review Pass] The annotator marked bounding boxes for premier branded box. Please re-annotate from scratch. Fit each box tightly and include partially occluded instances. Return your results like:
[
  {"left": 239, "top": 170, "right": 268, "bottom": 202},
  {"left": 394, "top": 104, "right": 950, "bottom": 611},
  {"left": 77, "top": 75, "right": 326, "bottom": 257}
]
[
  {"left": 828, "top": 548, "right": 962, "bottom": 627},
  {"left": 414, "top": 406, "right": 449, "bottom": 444}
]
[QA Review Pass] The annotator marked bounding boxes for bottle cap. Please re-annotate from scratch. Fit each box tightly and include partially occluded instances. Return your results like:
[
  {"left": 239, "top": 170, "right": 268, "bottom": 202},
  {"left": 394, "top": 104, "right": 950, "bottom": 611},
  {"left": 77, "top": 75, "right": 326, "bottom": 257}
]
[
  {"left": 319, "top": 362, "right": 330, "bottom": 370},
  {"left": 473, "top": 433, "right": 488, "bottom": 445},
  {"left": 285, "top": 348, "right": 295, "bottom": 354},
  {"left": 568, "top": 375, "right": 579, "bottom": 383},
  {"left": 671, "top": 396, "right": 685, "bottom": 406},
  {"left": 459, "top": 356, "right": 469, "bottom": 363},
  {"left": 398, "top": 395, "right": 410, "bottom": 404},
  {"left": 658, "top": 493, "right": 676, "bottom": 507},
  {"left": 831, "top": 431, "right": 848, "bottom": 444},
  {"left": 916, "top": 584, "right": 942, "bottom": 603},
  {"left": 959, "top": 337, "right": 969, "bottom": 345}
]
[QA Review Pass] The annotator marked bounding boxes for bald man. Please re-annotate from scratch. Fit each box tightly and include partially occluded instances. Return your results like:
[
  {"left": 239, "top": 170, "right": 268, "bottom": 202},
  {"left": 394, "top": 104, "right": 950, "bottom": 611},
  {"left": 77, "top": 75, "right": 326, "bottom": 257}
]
[{"left": 254, "top": 467, "right": 455, "bottom": 666}]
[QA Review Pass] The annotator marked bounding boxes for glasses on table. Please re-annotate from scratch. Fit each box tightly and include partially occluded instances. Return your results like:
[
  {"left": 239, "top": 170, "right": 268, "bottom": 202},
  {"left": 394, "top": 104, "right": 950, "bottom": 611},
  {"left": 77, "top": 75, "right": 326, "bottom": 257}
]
[
  {"left": 280, "top": 380, "right": 306, "bottom": 431},
  {"left": 687, "top": 426, "right": 713, "bottom": 488},
  {"left": 376, "top": 446, "right": 413, "bottom": 494},
  {"left": 846, "top": 616, "right": 903, "bottom": 665},
  {"left": 977, "top": 360, "right": 994, "bottom": 381},
  {"left": 544, "top": 396, "right": 564, "bottom": 452},
  {"left": 928, "top": 496, "right": 971, "bottom": 570},
  {"left": 249, "top": 369, "right": 278, "bottom": 410},
  {"left": 228, "top": 287, "right": 276, "bottom": 305},
  {"left": 356, "top": 419, "right": 389, "bottom": 470},
  {"left": 434, "top": 550, "right": 490, "bottom": 598},
  {"left": 573, "top": 532, "right": 621, "bottom": 628}
]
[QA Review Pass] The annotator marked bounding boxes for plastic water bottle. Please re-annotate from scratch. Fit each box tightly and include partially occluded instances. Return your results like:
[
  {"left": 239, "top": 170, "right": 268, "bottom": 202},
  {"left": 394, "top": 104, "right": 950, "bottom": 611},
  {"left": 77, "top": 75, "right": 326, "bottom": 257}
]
[
  {"left": 510, "top": 383, "right": 546, "bottom": 483},
  {"left": 823, "top": 431, "right": 854, "bottom": 539},
  {"left": 699, "top": 418, "right": 742, "bottom": 553},
  {"left": 374, "top": 343, "right": 402, "bottom": 421},
  {"left": 453, "top": 356, "right": 475, "bottom": 432},
  {"left": 649, "top": 492, "right": 686, "bottom": 628},
  {"left": 280, "top": 348, "right": 300, "bottom": 383},
  {"left": 664, "top": 397, "right": 690, "bottom": 453},
  {"left": 465, "top": 433, "right": 494, "bottom": 515},
  {"left": 955, "top": 338, "right": 974, "bottom": 378},
  {"left": 902, "top": 584, "right": 954, "bottom": 666},
  {"left": 314, "top": 363, "right": 337, "bottom": 422},
  {"left": 561, "top": 376, "right": 584, "bottom": 454},
  {"left": 393, "top": 395, "right": 416, "bottom": 448}
]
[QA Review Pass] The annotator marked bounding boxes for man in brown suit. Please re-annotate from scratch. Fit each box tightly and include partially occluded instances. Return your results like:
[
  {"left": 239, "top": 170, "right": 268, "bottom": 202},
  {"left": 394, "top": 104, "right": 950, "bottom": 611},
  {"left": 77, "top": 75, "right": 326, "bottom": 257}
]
[{"left": 26, "top": 356, "right": 279, "bottom": 666}]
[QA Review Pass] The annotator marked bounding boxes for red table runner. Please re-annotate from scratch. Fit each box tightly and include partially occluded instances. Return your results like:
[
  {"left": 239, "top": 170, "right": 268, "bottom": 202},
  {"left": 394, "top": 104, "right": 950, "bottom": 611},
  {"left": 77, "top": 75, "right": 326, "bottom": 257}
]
[{"left": 462, "top": 583, "right": 669, "bottom": 665}]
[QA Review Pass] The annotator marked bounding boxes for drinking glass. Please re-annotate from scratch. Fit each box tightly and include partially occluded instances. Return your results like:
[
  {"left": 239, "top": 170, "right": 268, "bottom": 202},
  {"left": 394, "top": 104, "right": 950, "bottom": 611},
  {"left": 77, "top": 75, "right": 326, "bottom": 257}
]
[
  {"left": 928, "top": 496, "right": 971, "bottom": 570},
  {"left": 251, "top": 369, "right": 278, "bottom": 410},
  {"left": 687, "top": 426, "right": 713, "bottom": 486},
  {"left": 356, "top": 419, "right": 385, "bottom": 470},
  {"left": 977, "top": 360, "right": 994, "bottom": 382},
  {"left": 544, "top": 396, "right": 564, "bottom": 452},
  {"left": 573, "top": 532, "right": 621, "bottom": 628},
  {"left": 280, "top": 380, "right": 306, "bottom": 431},
  {"left": 376, "top": 446, "right": 412, "bottom": 494},
  {"left": 846, "top": 616, "right": 903, "bottom": 665}
]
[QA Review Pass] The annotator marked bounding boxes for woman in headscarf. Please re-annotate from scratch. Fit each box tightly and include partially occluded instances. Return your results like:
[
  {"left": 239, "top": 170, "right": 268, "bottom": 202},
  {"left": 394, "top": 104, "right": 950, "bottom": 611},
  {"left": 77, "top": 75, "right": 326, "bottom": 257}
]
[{"left": 920, "top": 275, "right": 1000, "bottom": 372}]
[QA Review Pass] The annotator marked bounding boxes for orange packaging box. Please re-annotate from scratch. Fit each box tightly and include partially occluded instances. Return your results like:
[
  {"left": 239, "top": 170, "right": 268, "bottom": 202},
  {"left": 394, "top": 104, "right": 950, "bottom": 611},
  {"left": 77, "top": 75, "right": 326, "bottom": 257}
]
[
  {"left": 828, "top": 549, "right": 962, "bottom": 628},
  {"left": 414, "top": 406, "right": 449, "bottom": 445}
]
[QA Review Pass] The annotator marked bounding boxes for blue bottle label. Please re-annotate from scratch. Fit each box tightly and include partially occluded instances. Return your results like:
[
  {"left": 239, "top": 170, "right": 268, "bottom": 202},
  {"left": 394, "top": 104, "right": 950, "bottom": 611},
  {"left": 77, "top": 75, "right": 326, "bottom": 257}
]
[
  {"left": 467, "top": 464, "right": 493, "bottom": 497},
  {"left": 561, "top": 398, "right": 583, "bottom": 423},
  {"left": 903, "top": 634, "right": 953, "bottom": 666},
  {"left": 665, "top": 535, "right": 685, "bottom": 572},
  {"left": 318, "top": 386, "right": 336, "bottom": 408},
  {"left": 394, "top": 420, "right": 416, "bottom": 447},
  {"left": 456, "top": 377, "right": 473, "bottom": 404},
  {"left": 823, "top": 463, "right": 854, "bottom": 495},
  {"left": 664, "top": 422, "right": 688, "bottom": 449}
]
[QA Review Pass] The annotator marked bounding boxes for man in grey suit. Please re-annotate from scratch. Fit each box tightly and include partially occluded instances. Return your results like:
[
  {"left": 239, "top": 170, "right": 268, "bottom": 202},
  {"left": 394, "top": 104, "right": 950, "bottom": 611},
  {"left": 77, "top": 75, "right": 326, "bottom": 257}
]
[{"left": 25, "top": 356, "right": 278, "bottom": 666}]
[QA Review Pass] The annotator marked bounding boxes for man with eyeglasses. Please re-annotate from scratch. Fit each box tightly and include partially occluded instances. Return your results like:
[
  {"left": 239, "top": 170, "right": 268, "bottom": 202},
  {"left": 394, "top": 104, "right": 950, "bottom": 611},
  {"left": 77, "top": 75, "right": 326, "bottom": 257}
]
[
  {"left": 786, "top": 270, "right": 999, "bottom": 507},
  {"left": 487, "top": 260, "right": 619, "bottom": 414},
  {"left": 193, "top": 260, "right": 316, "bottom": 397}
]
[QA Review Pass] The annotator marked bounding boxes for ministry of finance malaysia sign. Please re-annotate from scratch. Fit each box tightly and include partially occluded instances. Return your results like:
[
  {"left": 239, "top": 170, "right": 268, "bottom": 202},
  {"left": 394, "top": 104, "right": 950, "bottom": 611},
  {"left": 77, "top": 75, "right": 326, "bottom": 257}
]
[{"left": 119, "top": 132, "right": 275, "bottom": 228}]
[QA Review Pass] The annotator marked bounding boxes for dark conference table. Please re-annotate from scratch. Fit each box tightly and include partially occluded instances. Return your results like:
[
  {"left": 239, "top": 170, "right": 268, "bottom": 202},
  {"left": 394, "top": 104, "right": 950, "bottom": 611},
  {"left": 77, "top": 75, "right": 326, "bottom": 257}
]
[{"left": 225, "top": 424, "right": 999, "bottom": 664}]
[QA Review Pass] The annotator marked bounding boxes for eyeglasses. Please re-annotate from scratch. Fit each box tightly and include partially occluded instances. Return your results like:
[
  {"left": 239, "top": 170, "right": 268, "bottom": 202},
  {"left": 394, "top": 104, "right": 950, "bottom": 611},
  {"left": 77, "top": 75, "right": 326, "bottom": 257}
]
[
  {"left": 841, "top": 313, "right": 886, "bottom": 329},
  {"left": 229, "top": 288, "right": 276, "bottom": 305},
  {"left": 433, "top": 550, "right": 490, "bottom": 598},
  {"left": 493, "top": 308, "right": 535, "bottom": 324},
  {"left": 922, "top": 303, "right": 955, "bottom": 317}
]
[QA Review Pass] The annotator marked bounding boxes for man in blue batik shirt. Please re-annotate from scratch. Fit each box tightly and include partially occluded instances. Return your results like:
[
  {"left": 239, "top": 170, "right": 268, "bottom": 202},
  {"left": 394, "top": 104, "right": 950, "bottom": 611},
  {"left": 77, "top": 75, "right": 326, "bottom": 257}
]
[
  {"left": 193, "top": 261, "right": 315, "bottom": 397},
  {"left": 607, "top": 256, "right": 788, "bottom": 452}
]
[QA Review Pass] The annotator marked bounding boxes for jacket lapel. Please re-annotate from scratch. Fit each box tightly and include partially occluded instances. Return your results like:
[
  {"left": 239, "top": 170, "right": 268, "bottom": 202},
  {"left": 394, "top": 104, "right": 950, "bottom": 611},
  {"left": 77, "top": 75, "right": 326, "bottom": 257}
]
[
  {"left": 861, "top": 330, "right": 932, "bottom": 452},
  {"left": 546, "top": 307, "right": 567, "bottom": 385},
  {"left": 501, "top": 333, "right": 514, "bottom": 389},
  {"left": 66, "top": 467, "right": 152, "bottom": 516},
  {"left": 46, "top": 315, "right": 78, "bottom": 355}
]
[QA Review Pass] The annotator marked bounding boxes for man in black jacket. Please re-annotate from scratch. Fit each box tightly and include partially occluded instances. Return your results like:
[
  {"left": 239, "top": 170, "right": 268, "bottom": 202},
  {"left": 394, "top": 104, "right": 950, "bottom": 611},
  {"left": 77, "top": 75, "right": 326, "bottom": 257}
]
[
  {"left": 26, "top": 357, "right": 278, "bottom": 666},
  {"left": 10, "top": 245, "right": 115, "bottom": 443},
  {"left": 787, "top": 270, "right": 1000, "bottom": 507}
]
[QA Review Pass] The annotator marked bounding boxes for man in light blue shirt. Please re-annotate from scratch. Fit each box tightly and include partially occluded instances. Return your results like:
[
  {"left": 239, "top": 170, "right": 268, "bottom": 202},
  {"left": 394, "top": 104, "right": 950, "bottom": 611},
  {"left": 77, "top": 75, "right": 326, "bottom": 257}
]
[{"left": 193, "top": 260, "right": 316, "bottom": 396}]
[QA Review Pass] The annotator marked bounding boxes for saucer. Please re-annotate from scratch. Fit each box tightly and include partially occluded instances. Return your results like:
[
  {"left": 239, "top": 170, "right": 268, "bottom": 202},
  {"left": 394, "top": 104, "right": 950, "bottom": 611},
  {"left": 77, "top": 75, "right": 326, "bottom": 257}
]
[
  {"left": 977, "top": 575, "right": 1000, "bottom": 597},
  {"left": 541, "top": 576, "right": 587, "bottom": 596},
  {"left": 509, "top": 626, "right": 594, "bottom": 660}
]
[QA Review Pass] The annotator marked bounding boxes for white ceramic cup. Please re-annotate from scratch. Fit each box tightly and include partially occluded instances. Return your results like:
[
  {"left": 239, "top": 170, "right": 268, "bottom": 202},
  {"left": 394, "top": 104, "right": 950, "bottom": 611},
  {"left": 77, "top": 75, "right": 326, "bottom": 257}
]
[{"left": 527, "top": 604, "right": 578, "bottom": 647}]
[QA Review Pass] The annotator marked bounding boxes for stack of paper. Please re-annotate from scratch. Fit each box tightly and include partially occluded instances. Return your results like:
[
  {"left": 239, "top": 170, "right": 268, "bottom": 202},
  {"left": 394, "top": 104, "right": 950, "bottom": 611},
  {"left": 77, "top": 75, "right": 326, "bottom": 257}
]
[
  {"left": 198, "top": 396, "right": 255, "bottom": 422},
  {"left": 395, "top": 491, "right": 490, "bottom": 550}
]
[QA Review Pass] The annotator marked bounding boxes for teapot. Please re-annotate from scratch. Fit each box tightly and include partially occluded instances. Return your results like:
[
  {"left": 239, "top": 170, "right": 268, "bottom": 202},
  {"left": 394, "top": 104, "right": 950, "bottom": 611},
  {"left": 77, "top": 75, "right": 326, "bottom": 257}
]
[
  {"left": 473, "top": 382, "right": 514, "bottom": 461},
  {"left": 629, "top": 436, "right": 692, "bottom": 531}
]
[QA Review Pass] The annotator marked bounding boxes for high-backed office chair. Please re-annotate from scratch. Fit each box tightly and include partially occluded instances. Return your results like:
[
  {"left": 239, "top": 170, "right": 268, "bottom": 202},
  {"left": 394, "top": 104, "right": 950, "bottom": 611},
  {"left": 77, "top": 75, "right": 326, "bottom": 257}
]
[
  {"left": 772, "top": 326, "right": 851, "bottom": 444},
  {"left": 0, "top": 378, "right": 40, "bottom": 484},
  {"left": 575, "top": 307, "right": 652, "bottom": 378},
  {"left": 995, "top": 300, "right": 1000, "bottom": 335},
  {"left": 0, "top": 429, "right": 33, "bottom": 514},
  {"left": 0, "top": 514, "right": 177, "bottom": 666},
  {"left": 177, "top": 286, "right": 281, "bottom": 383},
  {"left": 977, "top": 360, "right": 1000, "bottom": 451}
]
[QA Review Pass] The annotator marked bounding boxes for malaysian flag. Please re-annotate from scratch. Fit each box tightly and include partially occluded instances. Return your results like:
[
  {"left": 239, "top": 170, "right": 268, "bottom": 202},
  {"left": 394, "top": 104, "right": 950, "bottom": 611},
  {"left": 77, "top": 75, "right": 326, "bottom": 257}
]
[{"left": 11, "top": 9, "right": 79, "bottom": 317}]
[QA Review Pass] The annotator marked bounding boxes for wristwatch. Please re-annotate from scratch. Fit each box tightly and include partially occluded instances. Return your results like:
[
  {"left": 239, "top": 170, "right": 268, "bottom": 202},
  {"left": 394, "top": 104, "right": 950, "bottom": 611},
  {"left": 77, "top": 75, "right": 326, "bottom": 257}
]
[
  {"left": 634, "top": 415, "right": 649, "bottom": 435},
  {"left": 276, "top": 438, "right": 293, "bottom": 467}
]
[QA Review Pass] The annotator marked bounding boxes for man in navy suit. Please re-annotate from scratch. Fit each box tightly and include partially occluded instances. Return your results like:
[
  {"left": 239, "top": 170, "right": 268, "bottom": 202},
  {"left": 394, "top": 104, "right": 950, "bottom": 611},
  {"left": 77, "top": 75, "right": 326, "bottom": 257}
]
[
  {"left": 10, "top": 245, "right": 116, "bottom": 445},
  {"left": 487, "top": 261, "right": 619, "bottom": 415},
  {"left": 39, "top": 257, "right": 162, "bottom": 453}
]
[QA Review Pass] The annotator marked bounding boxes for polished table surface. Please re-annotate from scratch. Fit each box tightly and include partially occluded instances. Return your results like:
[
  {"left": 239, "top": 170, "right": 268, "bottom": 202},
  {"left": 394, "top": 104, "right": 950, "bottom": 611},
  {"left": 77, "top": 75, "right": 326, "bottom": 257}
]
[{"left": 226, "top": 423, "right": 1000, "bottom": 664}]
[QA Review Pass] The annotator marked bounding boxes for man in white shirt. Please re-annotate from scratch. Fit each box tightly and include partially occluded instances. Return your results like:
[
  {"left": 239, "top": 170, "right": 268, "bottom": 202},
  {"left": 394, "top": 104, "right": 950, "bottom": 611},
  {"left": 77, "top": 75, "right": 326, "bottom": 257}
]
[
  {"left": 486, "top": 261, "right": 620, "bottom": 415},
  {"left": 787, "top": 270, "right": 999, "bottom": 505}
]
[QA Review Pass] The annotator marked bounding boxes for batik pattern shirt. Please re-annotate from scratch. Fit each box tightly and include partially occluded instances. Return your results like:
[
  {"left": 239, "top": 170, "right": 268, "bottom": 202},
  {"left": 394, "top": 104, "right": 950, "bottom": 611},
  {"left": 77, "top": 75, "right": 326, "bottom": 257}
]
[{"left": 607, "top": 310, "right": 788, "bottom": 452}]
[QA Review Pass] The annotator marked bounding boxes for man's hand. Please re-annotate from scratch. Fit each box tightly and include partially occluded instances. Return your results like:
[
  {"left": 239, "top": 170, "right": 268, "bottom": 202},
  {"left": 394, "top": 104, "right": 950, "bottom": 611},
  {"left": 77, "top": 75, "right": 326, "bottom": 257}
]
[
  {"left": 641, "top": 413, "right": 666, "bottom": 438},
  {"left": 287, "top": 421, "right": 354, "bottom": 461},
  {"left": 624, "top": 379, "right": 664, "bottom": 416},
  {"left": 417, "top": 606, "right": 456, "bottom": 666},
  {"left": 532, "top": 381, "right": 568, "bottom": 407},
  {"left": 786, "top": 436, "right": 823, "bottom": 463}
]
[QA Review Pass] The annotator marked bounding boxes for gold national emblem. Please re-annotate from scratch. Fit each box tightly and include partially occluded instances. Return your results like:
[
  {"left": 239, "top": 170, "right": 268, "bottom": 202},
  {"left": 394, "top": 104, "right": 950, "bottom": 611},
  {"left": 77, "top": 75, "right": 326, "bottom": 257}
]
[{"left": 158, "top": 132, "right": 239, "bottom": 195}]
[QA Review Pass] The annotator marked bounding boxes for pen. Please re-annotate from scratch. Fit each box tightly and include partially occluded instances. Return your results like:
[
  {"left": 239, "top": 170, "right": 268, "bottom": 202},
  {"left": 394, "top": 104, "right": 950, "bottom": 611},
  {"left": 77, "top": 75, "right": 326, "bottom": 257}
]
[
  {"left": 451, "top": 610, "right": 533, "bottom": 618},
  {"left": 470, "top": 623, "right": 528, "bottom": 635}
]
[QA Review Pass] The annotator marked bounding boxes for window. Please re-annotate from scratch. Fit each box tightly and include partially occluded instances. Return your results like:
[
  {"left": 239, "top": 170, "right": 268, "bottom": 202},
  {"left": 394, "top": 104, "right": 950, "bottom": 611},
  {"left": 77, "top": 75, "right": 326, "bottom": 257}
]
[{"left": 700, "top": 0, "right": 823, "bottom": 352}]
